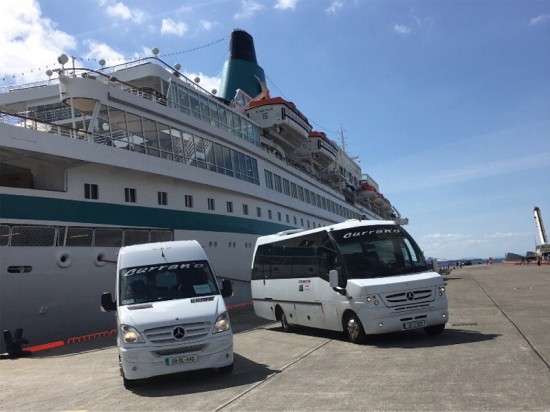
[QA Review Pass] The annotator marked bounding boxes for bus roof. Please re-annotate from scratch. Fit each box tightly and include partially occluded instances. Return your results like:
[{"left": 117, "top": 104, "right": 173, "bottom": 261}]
[{"left": 255, "top": 219, "right": 398, "bottom": 247}]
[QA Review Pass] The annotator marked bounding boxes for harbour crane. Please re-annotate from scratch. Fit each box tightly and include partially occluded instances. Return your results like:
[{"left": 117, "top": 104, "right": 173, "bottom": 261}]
[{"left": 533, "top": 206, "right": 550, "bottom": 260}]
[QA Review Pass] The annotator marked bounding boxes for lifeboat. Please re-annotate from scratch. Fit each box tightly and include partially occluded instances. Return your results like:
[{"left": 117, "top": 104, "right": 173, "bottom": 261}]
[
  {"left": 356, "top": 181, "right": 378, "bottom": 200},
  {"left": 300, "top": 131, "right": 339, "bottom": 168},
  {"left": 246, "top": 93, "right": 312, "bottom": 152}
]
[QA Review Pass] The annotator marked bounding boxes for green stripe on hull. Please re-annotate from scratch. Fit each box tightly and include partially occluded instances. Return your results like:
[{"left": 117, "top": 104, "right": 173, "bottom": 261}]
[{"left": 0, "top": 194, "right": 291, "bottom": 235}]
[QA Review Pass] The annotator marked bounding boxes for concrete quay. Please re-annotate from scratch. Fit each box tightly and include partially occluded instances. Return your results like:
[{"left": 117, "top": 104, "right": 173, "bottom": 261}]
[{"left": 1, "top": 264, "right": 549, "bottom": 411}]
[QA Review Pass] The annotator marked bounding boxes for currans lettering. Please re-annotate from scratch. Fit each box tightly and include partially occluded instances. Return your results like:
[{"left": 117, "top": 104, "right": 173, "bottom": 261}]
[
  {"left": 342, "top": 229, "right": 400, "bottom": 238},
  {"left": 124, "top": 263, "right": 204, "bottom": 276}
]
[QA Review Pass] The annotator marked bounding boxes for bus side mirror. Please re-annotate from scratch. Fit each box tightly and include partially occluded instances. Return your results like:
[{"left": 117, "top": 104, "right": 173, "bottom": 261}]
[
  {"left": 221, "top": 279, "right": 233, "bottom": 298},
  {"left": 329, "top": 269, "right": 346, "bottom": 295},
  {"left": 432, "top": 259, "right": 440, "bottom": 274},
  {"left": 101, "top": 292, "right": 116, "bottom": 312}
]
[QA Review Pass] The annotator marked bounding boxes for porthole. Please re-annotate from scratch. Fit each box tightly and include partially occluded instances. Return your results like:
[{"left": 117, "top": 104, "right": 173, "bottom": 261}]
[
  {"left": 57, "top": 251, "right": 72, "bottom": 268},
  {"left": 94, "top": 252, "right": 107, "bottom": 267}
]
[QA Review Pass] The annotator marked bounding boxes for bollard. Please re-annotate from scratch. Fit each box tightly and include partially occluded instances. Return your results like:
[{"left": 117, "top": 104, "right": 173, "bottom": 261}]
[{"left": 2, "top": 329, "right": 31, "bottom": 358}]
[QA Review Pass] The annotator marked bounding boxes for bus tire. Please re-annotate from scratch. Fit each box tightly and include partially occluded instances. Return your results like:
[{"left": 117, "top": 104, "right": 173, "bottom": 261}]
[
  {"left": 344, "top": 313, "right": 367, "bottom": 344},
  {"left": 424, "top": 323, "right": 445, "bottom": 336},
  {"left": 277, "top": 307, "right": 293, "bottom": 332}
]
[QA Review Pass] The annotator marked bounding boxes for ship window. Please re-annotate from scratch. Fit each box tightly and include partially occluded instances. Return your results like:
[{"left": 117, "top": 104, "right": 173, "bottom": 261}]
[
  {"left": 142, "top": 118, "right": 159, "bottom": 157},
  {"left": 126, "top": 112, "right": 145, "bottom": 152},
  {"left": 124, "top": 229, "right": 149, "bottom": 246},
  {"left": 84, "top": 183, "right": 98, "bottom": 200},
  {"left": 223, "top": 146, "right": 233, "bottom": 177},
  {"left": 227, "top": 201, "right": 233, "bottom": 213},
  {"left": 64, "top": 227, "right": 93, "bottom": 247},
  {"left": 294, "top": 216, "right": 297, "bottom": 225},
  {"left": 214, "top": 143, "right": 225, "bottom": 174},
  {"left": 304, "top": 189, "right": 311, "bottom": 204},
  {"left": 125, "top": 188, "right": 137, "bottom": 203},
  {"left": 257, "top": 207, "right": 262, "bottom": 218},
  {"left": 274, "top": 174, "right": 282, "bottom": 193},
  {"left": 278, "top": 212, "right": 282, "bottom": 221},
  {"left": 194, "top": 136, "right": 207, "bottom": 169},
  {"left": 298, "top": 186, "right": 304, "bottom": 201},
  {"left": 286, "top": 214, "right": 290, "bottom": 223},
  {"left": 10, "top": 226, "right": 55, "bottom": 246},
  {"left": 150, "top": 230, "right": 173, "bottom": 243},
  {"left": 282, "top": 178, "right": 290, "bottom": 196},
  {"left": 218, "top": 105, "right": 228, "bottom": 131},
  {"left": 199, "top": 95, "right": 210, "bottom": 120},
  {"left": 158, "top": 122, "right": 173, "bottom": 160},
  {"left": 265, "top": 170, "right": 273, "bottom": 189},
  {"left": 232, "top": 149, "right": 241, "bottom": 179},
  {"left": 290, "top": 182, "right": 297, "bottom": 198},
  {"left": 205, "top": 140, "right": 216, "bottom": 172},
  {"left": 208, "top": 198, "right": 215, "bottom": 211},
  {"left": 243, "top": 204, "right": 249, "bottom": 215},
  {"left": 158, "top": 191, "right": 168, "bottom": 205},
  {"left": 182, "top": 131, "right": 195, "bottom": 165},
  {"left": 185, "top": 195, "right": 194, "bottom": 208},
  {"left": 170, "top": 128, "right": 184, "bottom": 162},
  {"left": 177, "top": 87, "right": 190, "bottom": 114},
  {"left": 189, "top": 91, "right": 201, "bottom": 119},
  {"left": 268, "top": 210, "right": 273, "bottom": 220},
  {"left": 0, "top": 225, "right": 9, "bottom": 246},
  {"left": 95, "top": 228, "right": 123, "bottom": 247},
  {"left": 208, "top": 100, "right": 219, "bottom": 126}
]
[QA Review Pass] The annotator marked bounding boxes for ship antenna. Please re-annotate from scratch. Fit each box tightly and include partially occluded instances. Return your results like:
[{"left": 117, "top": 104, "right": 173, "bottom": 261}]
[{"left": 340, "top": 124, "right": 346, "bottom": 152}]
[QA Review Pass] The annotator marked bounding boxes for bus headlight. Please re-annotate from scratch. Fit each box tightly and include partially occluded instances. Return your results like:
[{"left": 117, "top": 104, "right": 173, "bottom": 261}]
[
  {"left": 213, "top": 312, "right": 231, "bottom": 333},
  {"left": 438, "top": 286, "right": 446, "bottom": 297},
  {"left": 121, "top": 325, "right": 145, "bottom": 344}
]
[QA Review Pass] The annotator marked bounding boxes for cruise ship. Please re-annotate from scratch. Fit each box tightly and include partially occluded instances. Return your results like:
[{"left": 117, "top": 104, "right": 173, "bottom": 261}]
[{"left": 0, "top": 30, "right": 407, "bottom": 353}]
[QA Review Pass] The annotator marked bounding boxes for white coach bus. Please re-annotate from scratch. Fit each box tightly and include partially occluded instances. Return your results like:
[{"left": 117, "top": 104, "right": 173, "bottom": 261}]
[{"left": 251, "top": 220, "right": 448, "bottom": 343}]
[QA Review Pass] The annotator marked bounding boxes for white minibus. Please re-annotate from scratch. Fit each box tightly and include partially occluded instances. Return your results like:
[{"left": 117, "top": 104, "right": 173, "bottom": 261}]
[
  {"left": 251, "top": 220, "right": 448, "bottom": 343},
  {"left": 101, "top": 240, "right": 234, "bottom": 388}
]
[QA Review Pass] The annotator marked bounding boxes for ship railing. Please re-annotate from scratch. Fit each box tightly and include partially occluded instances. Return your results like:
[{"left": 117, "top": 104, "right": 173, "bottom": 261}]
[{"left": 0, "top": 110, "right": 93, "bottom": 142}]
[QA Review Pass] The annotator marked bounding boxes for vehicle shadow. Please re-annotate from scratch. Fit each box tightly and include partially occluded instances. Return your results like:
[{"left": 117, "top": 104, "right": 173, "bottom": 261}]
[
  {"left": 130, "top": 353, "right": 279, "bottom": 397},
  {"left": 266, "top": 324, "right": 500, "bottom": 349}
]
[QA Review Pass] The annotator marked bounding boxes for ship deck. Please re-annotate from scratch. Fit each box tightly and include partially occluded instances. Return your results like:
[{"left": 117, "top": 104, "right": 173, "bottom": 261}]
[{"left": 1, "top": 264, "right": 549, "bottom": 411}]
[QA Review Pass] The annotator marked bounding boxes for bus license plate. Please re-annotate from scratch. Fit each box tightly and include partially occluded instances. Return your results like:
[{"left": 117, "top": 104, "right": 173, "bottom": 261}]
[
  {"left": 403, "top": 320, "right": 425, "bottom": 330},
  {"left": 165, "top": 354, "right": 198, "bottom": 366}
]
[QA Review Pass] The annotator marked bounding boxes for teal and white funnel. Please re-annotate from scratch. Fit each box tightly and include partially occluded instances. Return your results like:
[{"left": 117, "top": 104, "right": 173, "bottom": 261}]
[{"left": 218, "top": 30, "right": 266, "bottom": 101}]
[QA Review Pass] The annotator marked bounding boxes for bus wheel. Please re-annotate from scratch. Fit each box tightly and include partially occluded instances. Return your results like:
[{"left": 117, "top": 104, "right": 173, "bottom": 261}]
[
  {"left": 345, "top": 313, "right": 367, "bottom": 344},
  {"left": 280, "top": 311, "right": 294, "bottom": 333}
]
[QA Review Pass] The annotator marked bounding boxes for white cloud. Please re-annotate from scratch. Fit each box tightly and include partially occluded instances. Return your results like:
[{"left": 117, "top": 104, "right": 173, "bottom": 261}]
[
  {"left": 104, "top": 1, "right": 146, "bottom": 23},
  {"left": 160, "top": 18, "right": 188, "bottom": 37},
  {"left": 1, "top": 1, "right": 77, "bottom": 83},
  {"left": 199, "top": 20, "right": 217, "bottom": 31},
  {"left": 234, "top": 0, "right": 264, "bottom": 19},
  {"left": 394, "top": 24, "right": 411, "bottom": 35},
  {"left": 83, "top": 40, "right": 125, "bottom": 66},
  {"left": 529, "top": 14, "right": 550, "bottom": 26},
  {"left": 325, "top": 1, "right": 344, "bottom": 14},
  {"left": 275, "top": 0, "right": 298, "bottom": 10}
]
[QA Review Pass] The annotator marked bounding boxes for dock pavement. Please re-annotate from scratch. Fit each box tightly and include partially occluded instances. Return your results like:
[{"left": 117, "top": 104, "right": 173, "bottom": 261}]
[{"left": 1, "top": 263, "right": 549, "bottom": 411}]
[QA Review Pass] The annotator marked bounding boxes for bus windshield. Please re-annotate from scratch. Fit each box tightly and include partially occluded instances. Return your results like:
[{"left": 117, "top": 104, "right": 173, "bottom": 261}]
[
  {"left": 329, "top": 225, "right": 430, "bottom": 279},
  {"left": 119, "top": 260, "right": 219, "bottom": 305}
]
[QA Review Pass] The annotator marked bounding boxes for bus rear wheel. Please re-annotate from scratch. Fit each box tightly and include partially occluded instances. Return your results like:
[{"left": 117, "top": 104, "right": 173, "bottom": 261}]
[
  {"left": 345, "top": 313, "right": 367, "bottom": 344},
  {"left": 278, "top": 308, "right": 294, "bottom": 333}
]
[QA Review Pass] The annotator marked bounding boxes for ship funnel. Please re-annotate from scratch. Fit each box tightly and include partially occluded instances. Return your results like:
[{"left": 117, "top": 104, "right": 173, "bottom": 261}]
[{"left": 218, "top": 30, "right": 266, "bottom": 101}]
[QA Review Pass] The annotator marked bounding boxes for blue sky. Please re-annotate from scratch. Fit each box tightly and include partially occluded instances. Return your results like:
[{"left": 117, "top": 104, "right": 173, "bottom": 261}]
[{"left": 2, "top": 0, "right": 549, "bottom": 260}]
